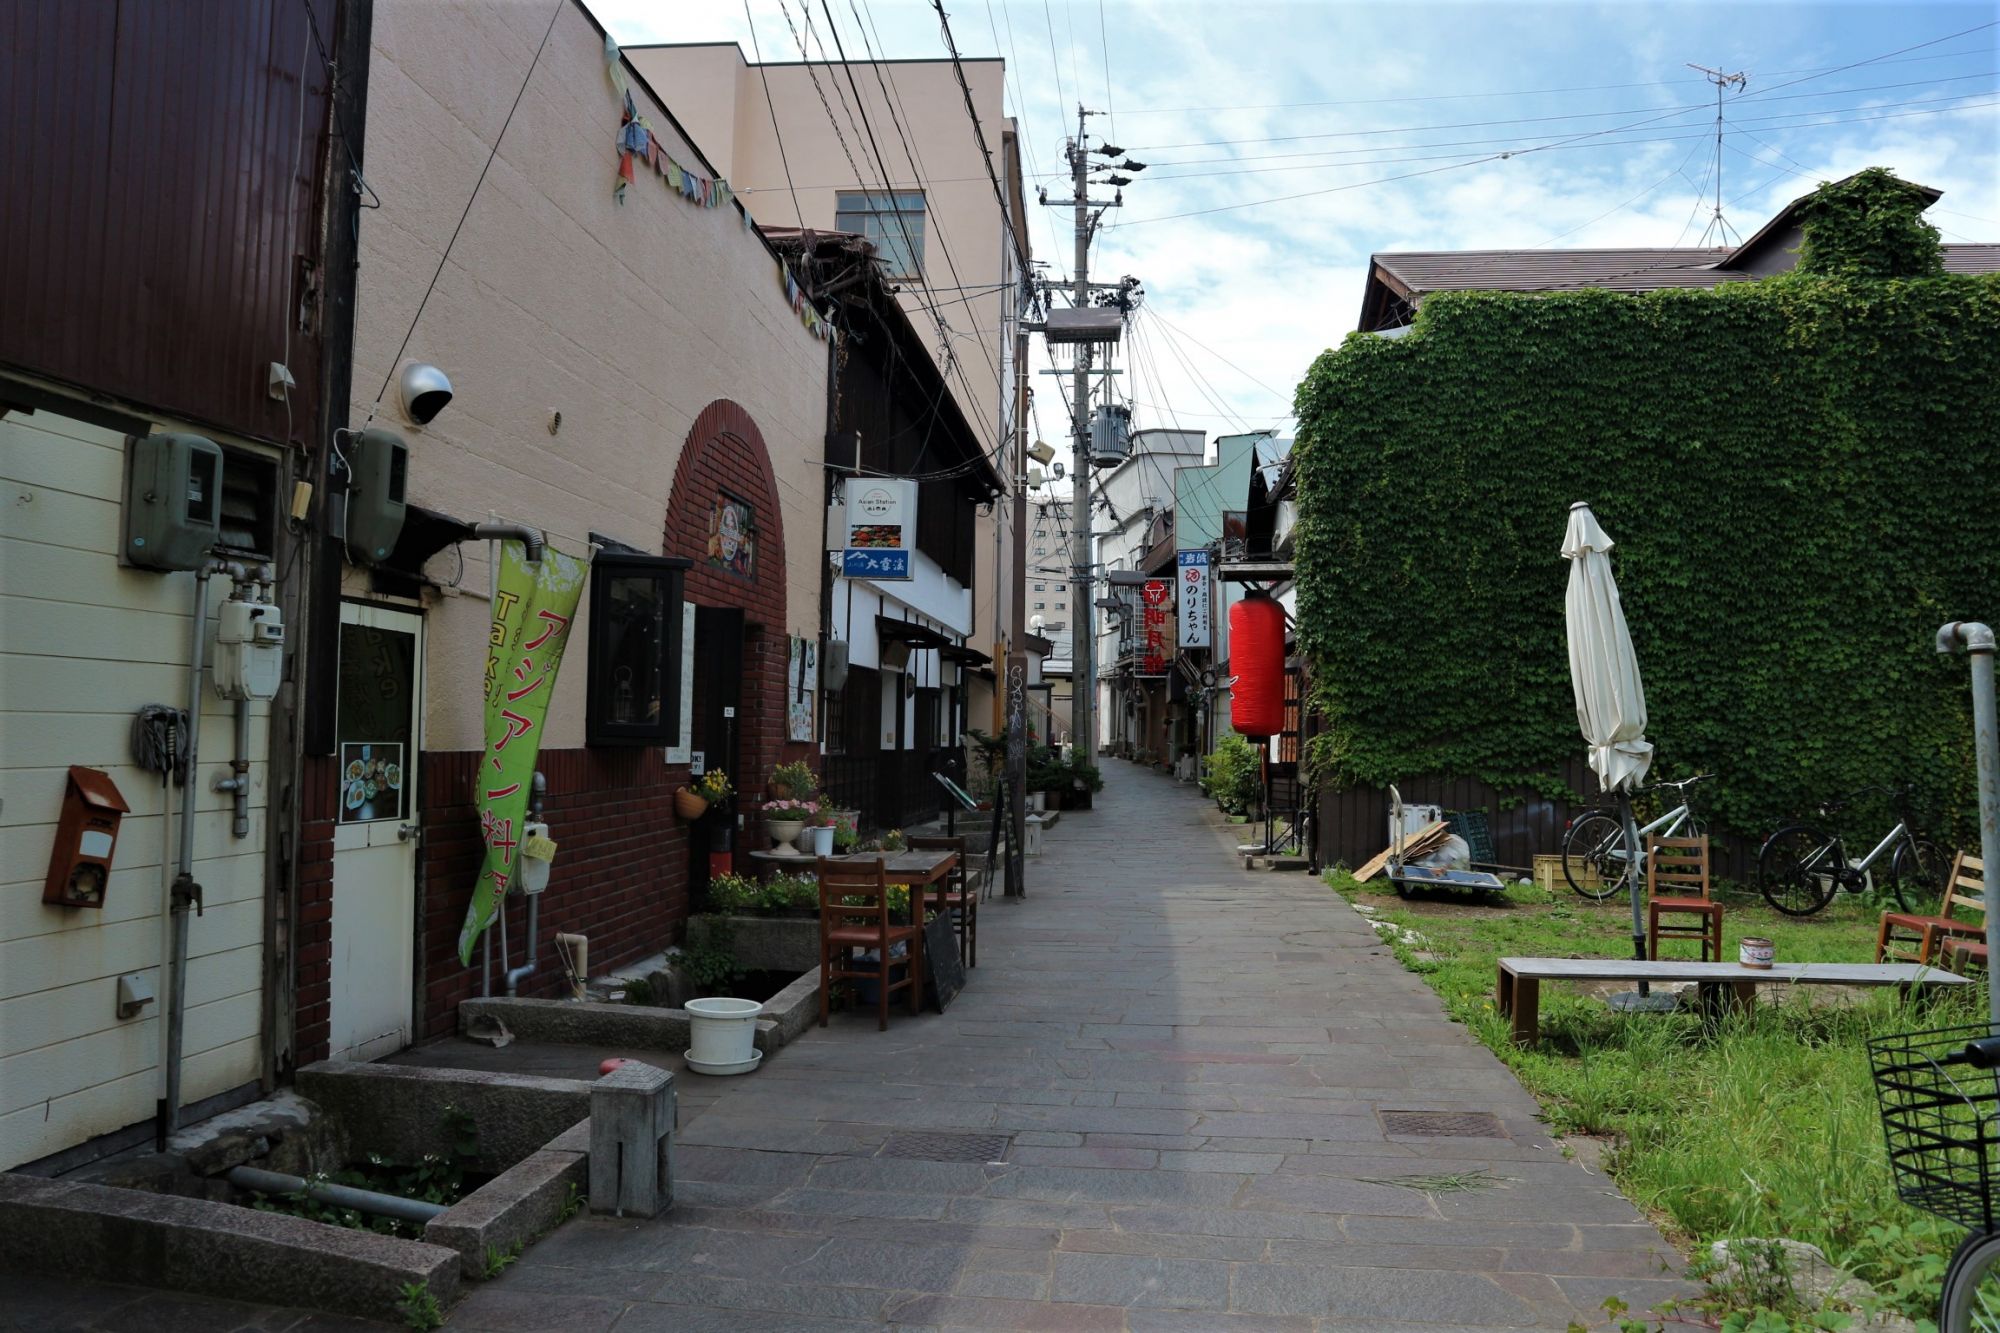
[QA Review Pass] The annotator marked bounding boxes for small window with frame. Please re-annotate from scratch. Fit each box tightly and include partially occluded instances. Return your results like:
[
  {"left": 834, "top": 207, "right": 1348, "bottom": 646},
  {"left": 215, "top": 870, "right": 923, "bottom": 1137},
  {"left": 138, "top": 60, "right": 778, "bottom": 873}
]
[{"left": 585, "top": 551, "right": 691, "bottom": 747}]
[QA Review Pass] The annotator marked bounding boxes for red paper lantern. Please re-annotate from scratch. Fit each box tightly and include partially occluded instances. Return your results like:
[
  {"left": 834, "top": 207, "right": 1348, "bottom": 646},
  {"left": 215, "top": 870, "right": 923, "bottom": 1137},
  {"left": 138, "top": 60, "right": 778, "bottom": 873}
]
[{"left": 1229, "top": 591, "right": 1287, "bottom": 738}]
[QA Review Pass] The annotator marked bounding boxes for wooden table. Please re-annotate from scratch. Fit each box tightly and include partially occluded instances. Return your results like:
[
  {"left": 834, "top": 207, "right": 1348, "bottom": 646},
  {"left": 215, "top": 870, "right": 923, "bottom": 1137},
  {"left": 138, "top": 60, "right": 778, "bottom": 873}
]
[
  {"left": 825, "top": 850, "right": 960, "bottom": 891},
  {"left": 1496, "top": 956, "right": 1972, "bottom": 1046}
]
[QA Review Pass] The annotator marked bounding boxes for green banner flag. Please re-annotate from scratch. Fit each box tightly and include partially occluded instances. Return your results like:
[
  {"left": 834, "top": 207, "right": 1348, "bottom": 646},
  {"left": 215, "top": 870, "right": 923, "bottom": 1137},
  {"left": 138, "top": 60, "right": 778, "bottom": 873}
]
[{"left": 458, "top": 540, "right": 589, "bottom": 965}]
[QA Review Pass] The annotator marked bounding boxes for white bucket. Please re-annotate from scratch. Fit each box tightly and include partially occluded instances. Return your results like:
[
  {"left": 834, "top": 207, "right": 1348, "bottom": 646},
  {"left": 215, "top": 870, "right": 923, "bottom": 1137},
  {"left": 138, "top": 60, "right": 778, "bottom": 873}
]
[
  {"left": 809, "top": 824, "right": 834, "bottom": 856},
  {"left": 1740, "top": 937, "right": 1774, "bottom": 969},
  {"left": 684, "top": 997, "right": 763, "bottom": 1075}
]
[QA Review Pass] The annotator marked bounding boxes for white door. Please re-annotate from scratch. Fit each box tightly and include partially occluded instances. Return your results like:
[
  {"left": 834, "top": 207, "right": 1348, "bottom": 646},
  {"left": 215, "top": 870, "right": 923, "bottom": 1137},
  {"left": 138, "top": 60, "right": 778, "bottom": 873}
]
[{"left": 330, "top": 602, "right": 424, "bottom": 1062}]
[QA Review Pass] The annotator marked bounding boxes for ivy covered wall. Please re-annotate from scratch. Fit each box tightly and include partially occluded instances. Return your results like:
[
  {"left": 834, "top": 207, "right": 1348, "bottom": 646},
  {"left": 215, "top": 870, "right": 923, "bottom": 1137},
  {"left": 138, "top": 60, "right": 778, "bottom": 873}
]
[{"left": 1293, "top": 172, "right": 2000, "bottom": 841}]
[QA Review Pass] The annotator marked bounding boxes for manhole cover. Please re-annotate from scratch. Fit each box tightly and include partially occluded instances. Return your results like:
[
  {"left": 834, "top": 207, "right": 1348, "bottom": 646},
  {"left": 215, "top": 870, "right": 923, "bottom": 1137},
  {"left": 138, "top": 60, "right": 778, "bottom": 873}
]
[
  {"left": 1379, "top": 1110, "right": 1510, "bottom": 1139},
  {"left": 876, "top": 1131, "right": 1012, "bottom": 1163}
]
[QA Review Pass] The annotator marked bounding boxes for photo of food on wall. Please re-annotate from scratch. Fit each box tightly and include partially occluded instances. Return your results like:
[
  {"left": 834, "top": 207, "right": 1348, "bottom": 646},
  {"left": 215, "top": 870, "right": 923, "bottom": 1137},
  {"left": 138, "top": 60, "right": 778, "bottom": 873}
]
[
  {"left": 339, "top": 742, "right": 405, "bottom": 823},
  {"left": 847, "top": 524, "right": 903, "bottom": 549}
]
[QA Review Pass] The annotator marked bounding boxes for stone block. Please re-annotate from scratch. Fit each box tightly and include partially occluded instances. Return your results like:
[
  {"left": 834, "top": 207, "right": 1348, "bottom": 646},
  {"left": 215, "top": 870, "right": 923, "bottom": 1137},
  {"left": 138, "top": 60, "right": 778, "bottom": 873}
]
[
  {"left": 0, "top": 1173, "right": 459, "bottom": 1322},
  {"left": 426, "top": 1147, "right": 588, "bottom": 1280},
  {"left": 589, "top": 1061, "right": 677, "bottom": 1218},
  {"left": 296, "top": 1060, "right": 589, "bottom": 1173}
]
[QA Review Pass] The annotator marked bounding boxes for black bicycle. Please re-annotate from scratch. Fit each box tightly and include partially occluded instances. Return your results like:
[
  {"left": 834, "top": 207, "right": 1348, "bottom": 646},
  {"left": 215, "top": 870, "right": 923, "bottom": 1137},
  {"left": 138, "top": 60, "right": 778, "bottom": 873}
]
[
  {"left": 1871, "top": 1025, "right": 2000, "bottom": 1330},
  {"left": 1561, "top": 774, "right": 1714, "bottom": 900},
  {"left": 1757, "top": 785, "right": 1946, "bottom": 917}
]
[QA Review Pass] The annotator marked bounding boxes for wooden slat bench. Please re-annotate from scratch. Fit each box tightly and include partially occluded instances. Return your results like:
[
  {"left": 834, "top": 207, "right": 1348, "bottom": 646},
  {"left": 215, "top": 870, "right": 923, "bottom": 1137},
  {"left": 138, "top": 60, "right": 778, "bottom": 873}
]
[{"left": 1495, "top": 956, "right": 1972, "bottom": 1046}]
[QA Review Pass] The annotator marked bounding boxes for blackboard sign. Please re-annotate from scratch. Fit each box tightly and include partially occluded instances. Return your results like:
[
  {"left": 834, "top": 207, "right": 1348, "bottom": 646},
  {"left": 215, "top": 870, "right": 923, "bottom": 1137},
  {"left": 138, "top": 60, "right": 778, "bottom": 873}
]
[{"left": 923, "top": 912, "right": 964, "bottom": 1011}]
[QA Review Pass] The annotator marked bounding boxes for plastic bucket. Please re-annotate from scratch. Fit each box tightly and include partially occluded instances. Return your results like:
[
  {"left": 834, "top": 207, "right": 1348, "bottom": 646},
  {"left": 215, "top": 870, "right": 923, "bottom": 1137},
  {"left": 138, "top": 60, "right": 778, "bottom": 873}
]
[{"left": 685, "top": 997, "right": 762, "bottom": 1066}]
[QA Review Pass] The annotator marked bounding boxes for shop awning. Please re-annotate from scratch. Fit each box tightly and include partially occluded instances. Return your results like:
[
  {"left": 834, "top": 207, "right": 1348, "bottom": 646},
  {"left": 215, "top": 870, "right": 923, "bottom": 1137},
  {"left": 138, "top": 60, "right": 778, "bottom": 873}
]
[
  {"left": 875, "top": 616, "right": 956, "bottom": 651},
  {"left": 939, "top": 642, "right": 992, "bottom": 666}
]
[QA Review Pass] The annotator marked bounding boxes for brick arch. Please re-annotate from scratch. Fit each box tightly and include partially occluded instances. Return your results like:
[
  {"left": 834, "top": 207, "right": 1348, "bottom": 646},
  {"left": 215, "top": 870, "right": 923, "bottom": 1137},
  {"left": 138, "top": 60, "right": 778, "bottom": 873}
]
[{"left": 663, "top": 399, "right": 800, "bottom": 845}]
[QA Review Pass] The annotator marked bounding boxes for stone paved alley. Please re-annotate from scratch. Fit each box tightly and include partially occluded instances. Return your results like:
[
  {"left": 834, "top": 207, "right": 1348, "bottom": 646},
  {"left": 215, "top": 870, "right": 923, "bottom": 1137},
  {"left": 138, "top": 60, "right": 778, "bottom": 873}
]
[{"left": 11, "top": 762, "right": 1691, "bottom": 1331}]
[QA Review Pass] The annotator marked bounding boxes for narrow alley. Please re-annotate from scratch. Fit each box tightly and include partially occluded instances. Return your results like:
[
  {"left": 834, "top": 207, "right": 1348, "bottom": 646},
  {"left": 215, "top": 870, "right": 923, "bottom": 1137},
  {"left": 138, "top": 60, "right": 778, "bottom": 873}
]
[{"left": 450, "top": 763, "right": 1688, "bottom": 1331}]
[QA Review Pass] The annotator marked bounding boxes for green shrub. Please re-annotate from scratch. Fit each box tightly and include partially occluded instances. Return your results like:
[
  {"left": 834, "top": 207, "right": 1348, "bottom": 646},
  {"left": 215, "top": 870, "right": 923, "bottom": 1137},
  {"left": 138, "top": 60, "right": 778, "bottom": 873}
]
[
  {"left": 1292, "top": 168, "right": 2000, "bottom": 844},
  {"left": 1202, "top": 735, "right": 1263, "bottom": 815}
]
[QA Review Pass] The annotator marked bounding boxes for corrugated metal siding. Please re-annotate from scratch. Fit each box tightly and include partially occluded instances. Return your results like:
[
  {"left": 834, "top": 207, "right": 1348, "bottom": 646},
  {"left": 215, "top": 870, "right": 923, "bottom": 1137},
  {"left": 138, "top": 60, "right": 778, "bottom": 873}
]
[
  {"left": 0, "top": 0, "right": 332, "bottom": 444},
  {"left": 1315, "top": 759, "right": 1757, "bottom": 882}
]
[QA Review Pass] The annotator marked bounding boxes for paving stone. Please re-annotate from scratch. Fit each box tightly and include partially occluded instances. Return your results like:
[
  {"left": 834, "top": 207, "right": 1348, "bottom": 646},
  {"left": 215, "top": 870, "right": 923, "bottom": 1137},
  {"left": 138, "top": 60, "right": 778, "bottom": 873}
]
[
  {"left": 1050, "top": 1251, "right": 1232, "bottom": 1310},
  {"left": 442, "top": 1286, "right": 628, "bottom": 1332},
  {"left": 1229, "top": 1263, "right": 1538, "bottom": 1324}
]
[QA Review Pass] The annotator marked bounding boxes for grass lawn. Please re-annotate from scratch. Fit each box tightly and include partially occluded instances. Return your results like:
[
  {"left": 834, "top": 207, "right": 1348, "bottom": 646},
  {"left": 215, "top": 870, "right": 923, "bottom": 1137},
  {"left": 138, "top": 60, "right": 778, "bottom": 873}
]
[{"left": 1327, "top": 868, "right": 1985, "bottom": 1325}]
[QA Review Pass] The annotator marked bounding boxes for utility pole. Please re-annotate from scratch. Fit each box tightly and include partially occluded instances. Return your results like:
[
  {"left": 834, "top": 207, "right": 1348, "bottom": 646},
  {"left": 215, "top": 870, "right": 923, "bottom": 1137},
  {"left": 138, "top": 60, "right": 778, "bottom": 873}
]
[
  {"left": 1688, "top": 63, "right": 1747, "bottom": 247},
  {"left": 1005, "top": 329, "right": 1028, "bottom": 898},
  {"left": 1068, "top": 105, "right": 1096, "bottom": 763}
]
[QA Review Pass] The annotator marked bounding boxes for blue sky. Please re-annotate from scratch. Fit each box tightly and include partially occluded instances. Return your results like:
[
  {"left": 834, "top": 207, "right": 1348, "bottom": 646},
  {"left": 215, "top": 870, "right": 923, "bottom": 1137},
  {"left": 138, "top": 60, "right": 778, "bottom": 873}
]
[{"left": 592, "top": 1, "right": 1999, "bottom": 440}]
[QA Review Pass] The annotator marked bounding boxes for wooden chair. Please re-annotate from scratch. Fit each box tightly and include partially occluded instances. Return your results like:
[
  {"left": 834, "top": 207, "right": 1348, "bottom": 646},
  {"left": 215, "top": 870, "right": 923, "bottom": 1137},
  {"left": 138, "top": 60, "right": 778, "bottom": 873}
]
[
  {"left": 908, "top": 834, "right": 976, "bottom": 968},
  {"left": 1646, "top": 835, "right": 1723, "bottom": 961},
  {"left": 816, "top": 856, "right": 922, "bottom": 1031},
  {"left": 1878, "top": 852, "right": 1984, "bottom": 965},
  {"left": 1942, "top": 936, "right": 1988, "bottom": 976}
]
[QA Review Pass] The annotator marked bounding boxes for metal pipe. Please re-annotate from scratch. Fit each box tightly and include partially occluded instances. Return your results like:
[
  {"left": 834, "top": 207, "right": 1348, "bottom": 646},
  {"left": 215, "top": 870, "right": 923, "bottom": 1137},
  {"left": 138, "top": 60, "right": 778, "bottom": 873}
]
[
  {"left": 213, "top": 698, "right": 252, "bottom": 838},
  {"left": 226, "top": 1165, "right": 448, "bottom": 1224},
  {"left": 1939, "top": 621, "right": 2000, "bottom": 1028},
  {"left": 506, "top": 772, "right": 546, "bottom": 996},
  {"left": 470, "top": 521, "right": 544, "bottom": 564}
]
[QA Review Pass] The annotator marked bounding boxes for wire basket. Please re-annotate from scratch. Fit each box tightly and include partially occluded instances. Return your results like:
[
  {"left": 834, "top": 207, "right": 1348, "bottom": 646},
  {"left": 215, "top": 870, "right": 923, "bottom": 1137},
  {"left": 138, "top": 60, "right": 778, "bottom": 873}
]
[{"left": 1869, "top": 1024, "right": 2000, "bottom": 1232}]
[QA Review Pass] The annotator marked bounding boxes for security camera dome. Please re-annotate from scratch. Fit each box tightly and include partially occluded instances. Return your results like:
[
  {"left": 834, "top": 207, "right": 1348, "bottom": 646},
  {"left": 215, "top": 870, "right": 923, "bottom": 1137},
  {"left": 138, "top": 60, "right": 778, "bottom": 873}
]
[{"left": 398, "top": 362, "right": 453, "bottom": 425}]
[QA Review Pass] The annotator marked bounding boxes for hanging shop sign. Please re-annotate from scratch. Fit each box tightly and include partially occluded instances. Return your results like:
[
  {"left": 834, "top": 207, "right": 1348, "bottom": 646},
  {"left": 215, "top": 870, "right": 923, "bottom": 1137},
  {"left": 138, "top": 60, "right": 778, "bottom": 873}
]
[
  {"left": 841, "top": 478, "right": 917, "bottom": 580},
  {"left": 788, "top": 636, "right": 818, "bottom": 742},
  {"left": 1137, "top": 578, "right": 1173, "bottom": 678},
  {"left": 1177, "top": 550, "right": 1212, "bottom": 649},
  {"left": 458, "top": 540, "right": 590, "bottom": 965}
]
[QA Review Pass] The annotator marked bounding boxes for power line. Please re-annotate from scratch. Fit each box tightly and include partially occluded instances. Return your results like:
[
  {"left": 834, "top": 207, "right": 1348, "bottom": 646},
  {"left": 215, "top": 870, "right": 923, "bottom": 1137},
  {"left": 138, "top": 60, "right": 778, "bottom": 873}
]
[
  {"left": 367, "top": 0, "right": 562, "bottom": 419},
  {"left": 1123, "top": 69, "right": 1999, "bottom": 153},
  {"left": 1530, "top": 137, "right": 1706, "bottom": 247},
  {"left": 926, "top": 0, "right": 1032, "bottom": 272},
  {"left": 1110, "top": 45, "right": 1997, "bottom": 115},
  {"left": 743, "top": 0, "right": 804, "bottom": 228},
  {"left": 1115, "top": 92, "right": 2000, "bottom": 227},
  {"left": 1096, "top": 0, "right": 1115, "bottom": 143}
]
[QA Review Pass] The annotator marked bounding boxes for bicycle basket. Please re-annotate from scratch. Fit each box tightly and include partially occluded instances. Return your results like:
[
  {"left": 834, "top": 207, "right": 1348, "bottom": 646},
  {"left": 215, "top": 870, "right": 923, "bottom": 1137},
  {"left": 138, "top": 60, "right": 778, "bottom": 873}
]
[{"left": 1869, "top": 1024, "right": 2000, "bottom": 1232}]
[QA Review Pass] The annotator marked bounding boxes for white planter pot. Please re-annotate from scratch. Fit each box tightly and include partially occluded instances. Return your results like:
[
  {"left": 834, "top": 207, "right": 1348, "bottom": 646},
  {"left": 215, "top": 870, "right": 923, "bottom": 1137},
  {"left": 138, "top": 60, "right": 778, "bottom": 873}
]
[
  {"left": 684, "top": 997, "right": 763, "bottom": 1075},
  {"left": 1028, "top": 792, "right": 1047, "bottom": 813},
  {"left": 807, "top": 825, "right": 835, "bottom": 856},
  {"left": 765, "top": 819, "right": 804, "bottom": 855}
]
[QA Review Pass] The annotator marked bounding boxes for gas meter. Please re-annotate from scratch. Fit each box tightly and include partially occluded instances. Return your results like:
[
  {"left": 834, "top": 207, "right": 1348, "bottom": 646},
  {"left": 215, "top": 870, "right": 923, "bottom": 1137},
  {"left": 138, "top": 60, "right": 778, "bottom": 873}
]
[{"left": 212, "top": 599, "right": 285, "bottom": 701}]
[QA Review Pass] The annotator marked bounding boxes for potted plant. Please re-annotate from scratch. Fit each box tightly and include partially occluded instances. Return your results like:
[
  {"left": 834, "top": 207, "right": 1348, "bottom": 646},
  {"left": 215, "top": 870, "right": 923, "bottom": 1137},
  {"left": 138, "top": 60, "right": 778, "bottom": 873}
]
[
  {"left": 676, "top": 767, "right": 732, "bottom": 820},
  {"left": 831, "top": 810, "right": 860, "bottom": 854},
  {"left": 804, "top": 809, "right": 837, "bottom": 857},
  {"left": 760, "top": 798, "right": 817, "bottom": 856},
  {"left": 769, "top": 758, "right": 818, "bottom": 802}
]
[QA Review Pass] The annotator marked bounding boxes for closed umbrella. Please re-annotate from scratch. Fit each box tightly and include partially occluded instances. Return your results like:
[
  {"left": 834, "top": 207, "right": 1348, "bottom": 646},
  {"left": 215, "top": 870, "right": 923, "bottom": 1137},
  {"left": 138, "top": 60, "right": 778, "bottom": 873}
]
[{"left": 1563, "top": 502, "right": 1655, "bottom": 976}]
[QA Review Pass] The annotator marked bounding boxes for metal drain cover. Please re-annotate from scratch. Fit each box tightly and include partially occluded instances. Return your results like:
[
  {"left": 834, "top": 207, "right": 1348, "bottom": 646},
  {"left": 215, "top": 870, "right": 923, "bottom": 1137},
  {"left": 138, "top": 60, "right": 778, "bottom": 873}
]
[
  {"left": 876, "top": 1131, "right": 1012, "bottom": 1163},
  {"left": 1380, "top": 1110, "right": 1510, "bottom": 1139}
]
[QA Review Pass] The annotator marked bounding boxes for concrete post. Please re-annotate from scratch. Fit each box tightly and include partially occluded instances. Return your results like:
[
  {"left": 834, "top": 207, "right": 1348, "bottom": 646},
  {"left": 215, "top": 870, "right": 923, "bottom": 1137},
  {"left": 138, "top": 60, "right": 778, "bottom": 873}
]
[{"left": 589, "top": 1061, "right": 676, "bottom": 1218}]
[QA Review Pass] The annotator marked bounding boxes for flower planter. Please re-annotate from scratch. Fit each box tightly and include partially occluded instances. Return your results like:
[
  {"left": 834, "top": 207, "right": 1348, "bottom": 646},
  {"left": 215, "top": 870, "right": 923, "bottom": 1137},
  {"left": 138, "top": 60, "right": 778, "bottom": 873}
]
[
  {"left": 673, "top": 788, "right": 709, "bottom": 820},
  {"left": 806, "top": 825, "right": 835, "bottom": 856},
  {"left": 684, "top": 996, "right": 763, "bottom": 1075},
  {"left": 765, "top": 819, "right": 805, "bottom": 855}
]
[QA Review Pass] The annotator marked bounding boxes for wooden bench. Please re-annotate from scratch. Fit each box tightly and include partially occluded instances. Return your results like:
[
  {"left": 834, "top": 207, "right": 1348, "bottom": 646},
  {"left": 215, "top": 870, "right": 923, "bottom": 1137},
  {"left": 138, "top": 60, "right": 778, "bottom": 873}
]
[{"left": 1495, "top": 956, "right": 1972, "bottom": 1046}]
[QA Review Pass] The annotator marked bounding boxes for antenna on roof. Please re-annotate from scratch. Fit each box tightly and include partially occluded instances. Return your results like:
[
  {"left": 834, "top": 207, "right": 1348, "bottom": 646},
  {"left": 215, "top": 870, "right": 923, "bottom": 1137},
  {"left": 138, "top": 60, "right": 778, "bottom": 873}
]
[{"left": 1688, "top": 63, "right": 1750, "bottom": 248}]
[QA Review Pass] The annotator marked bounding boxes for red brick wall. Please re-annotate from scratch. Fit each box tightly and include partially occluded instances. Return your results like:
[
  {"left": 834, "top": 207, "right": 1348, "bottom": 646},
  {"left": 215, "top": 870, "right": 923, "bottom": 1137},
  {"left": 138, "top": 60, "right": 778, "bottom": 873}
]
[
  {"left": 290, "top": 400, "right": 820, "bottom": 1048},
  {"left": 294, "top": 753, "right": 338, "bottom": 1067}
]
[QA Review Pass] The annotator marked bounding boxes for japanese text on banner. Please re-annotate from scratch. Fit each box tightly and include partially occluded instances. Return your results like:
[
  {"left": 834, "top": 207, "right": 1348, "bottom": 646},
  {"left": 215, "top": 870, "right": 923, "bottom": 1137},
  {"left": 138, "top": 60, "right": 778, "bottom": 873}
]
[
  {"left": 458, "top": 541, "right": 589, "bottom": 965},
  {"left": 1177, "top": 550, "right": 1211, "bottom": 649}
]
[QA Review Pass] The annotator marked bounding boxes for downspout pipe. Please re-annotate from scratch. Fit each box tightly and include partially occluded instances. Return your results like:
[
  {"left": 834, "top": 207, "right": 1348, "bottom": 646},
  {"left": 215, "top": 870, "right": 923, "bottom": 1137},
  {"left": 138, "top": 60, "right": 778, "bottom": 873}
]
[
  {"left": 227, "top": 1165, "right": 447, "bottom": 1225},
  {"left": 504, "top": 772, "right": 548, "bottom": 997},
  {"left": 471, "top": 521, "right": 544, "bottom": 564},
  {"left": 1938, "top": 621, "right": 2000, "bottom": 1029},
  {"left": 163, "top": 560, "right": 270, "bottom": 1147}
]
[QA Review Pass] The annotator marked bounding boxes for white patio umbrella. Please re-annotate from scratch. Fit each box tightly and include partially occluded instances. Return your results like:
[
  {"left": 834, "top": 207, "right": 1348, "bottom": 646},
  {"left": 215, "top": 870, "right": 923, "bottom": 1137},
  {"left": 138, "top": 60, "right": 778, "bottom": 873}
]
[{"left": 1563, "top": 502, "right": 1655, "bottom": 975}]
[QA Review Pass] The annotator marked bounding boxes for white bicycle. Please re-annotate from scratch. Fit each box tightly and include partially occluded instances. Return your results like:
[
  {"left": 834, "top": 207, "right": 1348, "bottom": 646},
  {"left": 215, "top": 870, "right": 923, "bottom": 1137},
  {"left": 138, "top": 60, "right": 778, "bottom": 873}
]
[{"left": 1561, "top": 774, "right": 1714, "bottom": 900}]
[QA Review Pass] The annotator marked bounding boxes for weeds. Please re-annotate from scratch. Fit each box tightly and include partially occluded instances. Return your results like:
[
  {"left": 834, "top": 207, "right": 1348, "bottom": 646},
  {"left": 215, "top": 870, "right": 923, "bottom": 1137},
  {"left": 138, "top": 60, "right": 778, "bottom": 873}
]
[
  {"left": 1330, "top": 868, "right": 1982, "bottom": 1323},
  {"left": 397, "top": 1281, "right": 443, "bottom": 1331}
]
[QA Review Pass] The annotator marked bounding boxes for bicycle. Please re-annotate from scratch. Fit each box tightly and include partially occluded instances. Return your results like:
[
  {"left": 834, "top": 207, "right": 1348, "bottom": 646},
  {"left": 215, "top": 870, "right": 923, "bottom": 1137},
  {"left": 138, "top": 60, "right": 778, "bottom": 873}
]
[
  {"left": 1870, "top": 1025, "right": 2000, "bottom": 1330},
  {"left": 1561, "top": 774, "right": 1714, "bottom": 900},
  {"left": 1756, "top": 785, "right": 1946, "bottom": 917}
]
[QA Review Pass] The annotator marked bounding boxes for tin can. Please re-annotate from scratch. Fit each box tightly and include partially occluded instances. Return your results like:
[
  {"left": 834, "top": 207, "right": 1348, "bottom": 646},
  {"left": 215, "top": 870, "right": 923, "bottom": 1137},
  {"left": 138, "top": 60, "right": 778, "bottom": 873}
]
[{"left": 1740, "top": 937, "right": 1774, "bottom": 969}]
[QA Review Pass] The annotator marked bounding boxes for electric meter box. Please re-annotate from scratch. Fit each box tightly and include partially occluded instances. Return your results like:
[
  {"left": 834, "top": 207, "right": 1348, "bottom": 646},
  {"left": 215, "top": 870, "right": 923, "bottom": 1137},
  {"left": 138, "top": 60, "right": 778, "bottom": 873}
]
[
  {"left": 123, "top": 433, "right": 223, "bottom": 570},
  {"left": 345, "top": 428, "right": 409, "bottom": 564},
  {"left": 212, "top": 599, "right": 286, "bottom": 701}
]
